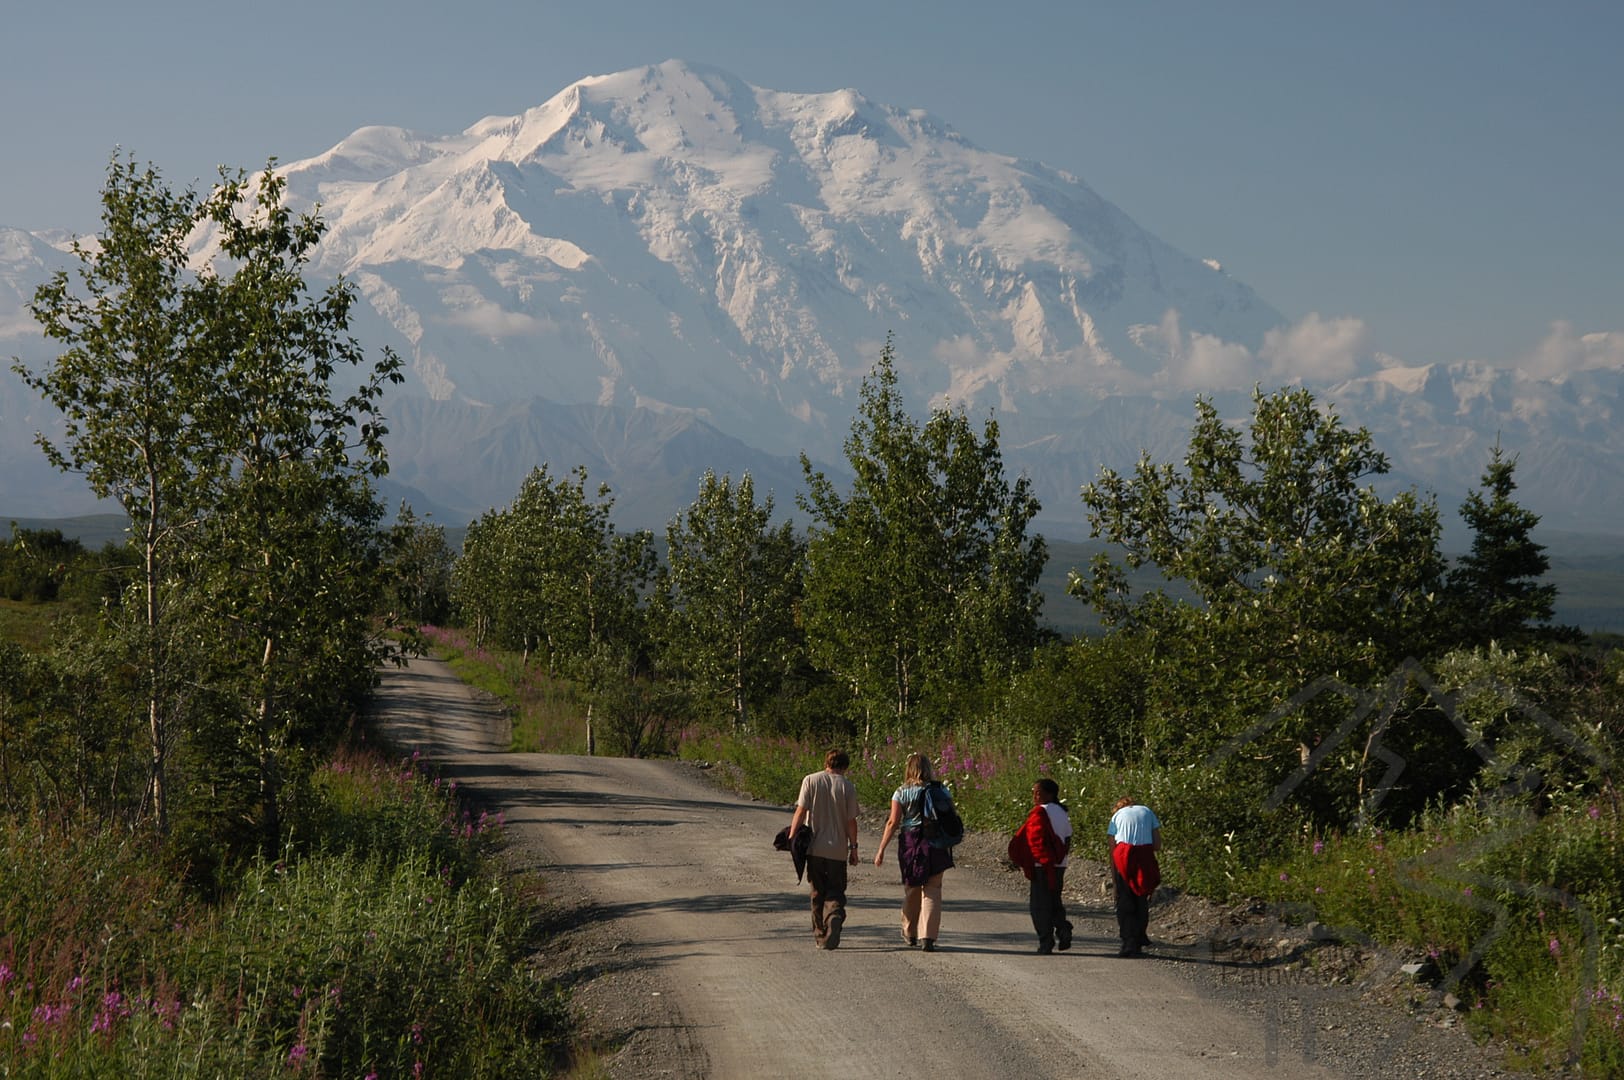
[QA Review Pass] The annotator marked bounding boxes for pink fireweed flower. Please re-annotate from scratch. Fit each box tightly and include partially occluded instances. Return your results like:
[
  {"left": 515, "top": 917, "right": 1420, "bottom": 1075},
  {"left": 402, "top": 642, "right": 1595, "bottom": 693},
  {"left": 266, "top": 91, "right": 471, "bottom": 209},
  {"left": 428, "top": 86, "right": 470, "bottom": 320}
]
[
  {"left": 155, "top": 998, "right": 181, "bottom": 1031},
  {"left": 1312, "top": 840, "right": 1325, "bottom": 855},
  {"left": 288, "top": 1044, "right": 309, "bottom": 1067},
  {"left": 32, "top": 1003, "right": 70, "bottom": 1025},
  {"left": 91, "top": 990, "right": 128, "bottom": 1034},
  {"left": 1549, "top": 938, "right": 1562, "bottom": 958}
]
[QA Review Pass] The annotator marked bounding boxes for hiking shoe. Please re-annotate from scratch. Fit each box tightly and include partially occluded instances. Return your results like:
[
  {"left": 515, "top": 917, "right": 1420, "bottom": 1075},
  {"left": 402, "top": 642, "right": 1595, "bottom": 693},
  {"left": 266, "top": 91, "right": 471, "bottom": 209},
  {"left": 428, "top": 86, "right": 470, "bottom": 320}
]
[
  {"left": 1037, "top": 942, "right": 1054, "bottom": 955},
  {"left": 922, "top": 939, "right": 936, "bottom": 952},
  {"left": 1056, "top": 924, "right": 1073, "bottom": 952},
  {"left": 902, "top": 930, "right": 919, "bottom": 948},
  {"left": 824, "top": 914, "right": 844, "bottom": 950}
]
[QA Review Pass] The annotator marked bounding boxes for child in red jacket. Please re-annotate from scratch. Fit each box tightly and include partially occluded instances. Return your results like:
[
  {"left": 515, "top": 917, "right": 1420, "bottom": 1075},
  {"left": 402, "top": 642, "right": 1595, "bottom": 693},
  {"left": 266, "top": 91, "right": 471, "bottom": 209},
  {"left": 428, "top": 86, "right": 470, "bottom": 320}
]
[{"left": 1008, "top": 778, "right": 1073, "bottom": 954}]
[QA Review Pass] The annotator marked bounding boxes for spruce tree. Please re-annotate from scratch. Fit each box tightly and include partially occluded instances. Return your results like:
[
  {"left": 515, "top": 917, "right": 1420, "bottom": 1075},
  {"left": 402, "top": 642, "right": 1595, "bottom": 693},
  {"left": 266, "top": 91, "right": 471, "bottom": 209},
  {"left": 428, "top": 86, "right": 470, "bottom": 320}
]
[{"left": 1446, "top": 444, "right": 1556, "bottom": 649}]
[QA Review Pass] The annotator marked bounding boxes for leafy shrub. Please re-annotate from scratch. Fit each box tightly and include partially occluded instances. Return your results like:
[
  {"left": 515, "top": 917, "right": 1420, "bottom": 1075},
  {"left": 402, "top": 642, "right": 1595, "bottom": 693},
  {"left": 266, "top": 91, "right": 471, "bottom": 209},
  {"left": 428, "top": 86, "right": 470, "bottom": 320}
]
[
  {"left": 998, "top": 636, "right": 1147, "bottom": 762},
  {"left": 0, "top": 744, "right": 570, "bottom": 1077},
  {"left": 1239, "top": 796, "right": 1624, "bottom": 1075}
]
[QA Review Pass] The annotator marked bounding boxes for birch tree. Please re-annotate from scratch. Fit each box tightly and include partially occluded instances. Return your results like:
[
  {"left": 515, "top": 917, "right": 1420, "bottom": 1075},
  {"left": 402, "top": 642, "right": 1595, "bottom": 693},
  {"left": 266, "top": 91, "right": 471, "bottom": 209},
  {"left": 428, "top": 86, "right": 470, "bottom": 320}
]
[
  {"left": 659, "top": 471, "right": 803, "bottom": 730},
  {"left": 799, "top": 340, "right": 1045, "bottom": 733},
  {"left": 15, "top": 157, "right": 401, "bottom": 840}
]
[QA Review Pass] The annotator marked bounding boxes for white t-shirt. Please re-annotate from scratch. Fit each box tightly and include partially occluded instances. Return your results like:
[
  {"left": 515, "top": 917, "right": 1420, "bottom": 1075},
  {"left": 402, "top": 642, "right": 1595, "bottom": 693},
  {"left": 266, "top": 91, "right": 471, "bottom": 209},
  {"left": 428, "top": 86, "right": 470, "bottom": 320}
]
[{"left": 1042, "top": 802, "right": 1073, "bottom": 867}]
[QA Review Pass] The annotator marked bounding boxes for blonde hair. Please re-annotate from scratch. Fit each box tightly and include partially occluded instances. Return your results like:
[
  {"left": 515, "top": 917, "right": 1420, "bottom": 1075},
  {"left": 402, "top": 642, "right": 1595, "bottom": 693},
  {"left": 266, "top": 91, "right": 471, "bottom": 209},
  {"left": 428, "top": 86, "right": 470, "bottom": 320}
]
[
  {"left": 1113, "top": 797, "right": 1135, "bottom": 812},
  {"left": 904, "top": 753, "right": 934, "bottom": 785}
]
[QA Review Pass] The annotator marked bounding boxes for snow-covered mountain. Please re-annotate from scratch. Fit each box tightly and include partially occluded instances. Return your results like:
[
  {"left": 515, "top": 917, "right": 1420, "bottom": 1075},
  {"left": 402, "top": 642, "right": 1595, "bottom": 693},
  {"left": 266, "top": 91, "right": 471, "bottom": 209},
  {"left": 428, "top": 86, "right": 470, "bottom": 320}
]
[{"left": 5, "top": 60, "right": 1622, "bottom": 536}]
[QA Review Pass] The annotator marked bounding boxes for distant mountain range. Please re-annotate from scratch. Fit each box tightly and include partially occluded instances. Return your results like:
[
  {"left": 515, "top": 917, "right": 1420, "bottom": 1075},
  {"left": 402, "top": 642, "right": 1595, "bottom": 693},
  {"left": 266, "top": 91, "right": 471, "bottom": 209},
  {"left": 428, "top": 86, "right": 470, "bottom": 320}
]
[{"left": 4, "top": 60, "right": 1622, "bottom": 537}]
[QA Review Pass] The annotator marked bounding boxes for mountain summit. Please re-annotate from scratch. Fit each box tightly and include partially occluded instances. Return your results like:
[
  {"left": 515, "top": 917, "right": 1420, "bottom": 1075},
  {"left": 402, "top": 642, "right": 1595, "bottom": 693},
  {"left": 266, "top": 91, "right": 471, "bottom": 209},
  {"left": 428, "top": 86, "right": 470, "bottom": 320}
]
[
  {"left": 276, "top": 60, "right": 1281, "bottom": 454},
  {"left": 5, "top": 61, "right": 1622, "bottom": 533}
]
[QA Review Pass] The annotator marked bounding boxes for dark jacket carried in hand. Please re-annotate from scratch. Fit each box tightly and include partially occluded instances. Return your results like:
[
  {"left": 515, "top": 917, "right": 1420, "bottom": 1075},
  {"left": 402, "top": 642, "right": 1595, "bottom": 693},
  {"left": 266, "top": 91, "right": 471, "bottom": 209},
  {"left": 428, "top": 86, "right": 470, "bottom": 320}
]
[{"left": 773, "top": 824, "right": 814, "bottom": 882}]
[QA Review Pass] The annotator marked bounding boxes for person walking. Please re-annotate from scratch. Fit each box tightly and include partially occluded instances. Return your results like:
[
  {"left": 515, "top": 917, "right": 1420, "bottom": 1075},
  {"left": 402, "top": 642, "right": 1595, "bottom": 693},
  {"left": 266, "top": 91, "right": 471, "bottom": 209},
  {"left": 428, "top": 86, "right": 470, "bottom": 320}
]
[
  {"left": 1108, "top": 796, "right": 1162, "bottom": 958},
  {"left": 1011, "top": 778, "right": 1073, "bottom": 954},
  {"left": 873, "top": 752, "right": 955, "bottom": 951},
  {"left": 787, "top": 748, "right": 860, "bottom": 949}
]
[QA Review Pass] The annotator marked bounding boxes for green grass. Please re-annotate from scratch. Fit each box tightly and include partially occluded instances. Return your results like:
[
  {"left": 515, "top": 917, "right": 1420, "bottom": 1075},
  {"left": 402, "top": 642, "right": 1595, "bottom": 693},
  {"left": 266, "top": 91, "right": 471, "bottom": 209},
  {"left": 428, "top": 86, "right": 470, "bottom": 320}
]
[
  {"left": 414, "top": 625, "right": 1624, "bottom": 1076},
  {"left": 0, "top": 744, "right": 571, "bottom": 1078},
  {"left": 418, "top": 626, "right": 590, "bottom": 753},
  {"left": 0, "top": 599, "right": 57, "bottom": 650},
  {"left": 1234, "top": 799, "right": 1624, "bottom": 1075}
]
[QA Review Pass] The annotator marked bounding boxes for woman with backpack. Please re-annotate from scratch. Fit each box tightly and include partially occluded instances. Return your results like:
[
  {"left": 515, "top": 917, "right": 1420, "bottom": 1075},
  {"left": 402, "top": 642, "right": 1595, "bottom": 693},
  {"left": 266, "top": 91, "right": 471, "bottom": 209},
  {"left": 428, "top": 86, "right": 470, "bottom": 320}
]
[{"left": 873, "top": 752, "right": 957, "bottom": 951}]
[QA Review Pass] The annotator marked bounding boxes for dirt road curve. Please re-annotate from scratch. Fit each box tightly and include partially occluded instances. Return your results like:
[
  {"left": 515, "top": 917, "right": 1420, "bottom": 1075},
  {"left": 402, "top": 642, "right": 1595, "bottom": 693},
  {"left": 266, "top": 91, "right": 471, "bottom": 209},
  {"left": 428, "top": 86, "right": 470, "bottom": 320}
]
[{"left": 372, "top": 655, "right": 1348, "bottom": 1079}]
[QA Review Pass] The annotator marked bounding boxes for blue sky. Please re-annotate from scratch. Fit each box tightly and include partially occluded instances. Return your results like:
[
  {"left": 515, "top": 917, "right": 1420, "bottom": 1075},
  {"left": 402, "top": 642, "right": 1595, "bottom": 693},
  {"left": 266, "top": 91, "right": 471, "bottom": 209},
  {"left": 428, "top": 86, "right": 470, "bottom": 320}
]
[{"left": 3, "top": 0, "right": 1618, "bottom": 369}]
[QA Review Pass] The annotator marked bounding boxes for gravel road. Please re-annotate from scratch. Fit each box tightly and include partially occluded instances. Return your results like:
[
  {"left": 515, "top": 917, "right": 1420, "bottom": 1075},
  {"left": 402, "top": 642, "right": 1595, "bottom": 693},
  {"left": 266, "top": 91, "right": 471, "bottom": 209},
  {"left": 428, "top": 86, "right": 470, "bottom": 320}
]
[{"left": 372, "top": 655, "right": 1533, "bottom": 1080}]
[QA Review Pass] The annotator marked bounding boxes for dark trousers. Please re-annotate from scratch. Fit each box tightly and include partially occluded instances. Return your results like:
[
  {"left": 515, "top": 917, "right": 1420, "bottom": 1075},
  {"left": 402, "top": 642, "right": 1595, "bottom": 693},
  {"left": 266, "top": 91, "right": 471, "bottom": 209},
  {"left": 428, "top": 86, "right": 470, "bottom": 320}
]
[
  {"left": 1029, "top": 866, "right": 1071, "bottom": 947},
  {"left": 1112, "top": 864, "right": 1151, "bottom": 952},
  {"left": 806, "top": 855, "right": 848, "bottom": 943}
]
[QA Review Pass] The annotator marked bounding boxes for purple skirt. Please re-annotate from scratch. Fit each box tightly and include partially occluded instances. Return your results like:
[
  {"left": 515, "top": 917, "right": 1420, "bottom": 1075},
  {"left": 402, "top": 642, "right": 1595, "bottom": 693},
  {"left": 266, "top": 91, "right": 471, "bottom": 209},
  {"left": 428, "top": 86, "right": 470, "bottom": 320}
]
[{"left": 898, "top": 827, "right": 954, "bottom": 887}]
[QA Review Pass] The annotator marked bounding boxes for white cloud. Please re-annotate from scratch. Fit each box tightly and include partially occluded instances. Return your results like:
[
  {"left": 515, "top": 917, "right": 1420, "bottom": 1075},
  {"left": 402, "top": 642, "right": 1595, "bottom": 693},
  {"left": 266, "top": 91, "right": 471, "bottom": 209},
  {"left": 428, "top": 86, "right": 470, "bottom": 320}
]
[
  {"left": 437, "top": 306, "right": 554, "bottom": 340},
  {"left": 1520, "top": 321, "right": 1624, "bottom": 378},
  {"left": 1151, "top": 310, "right": 1265, "bottom": 390},
  {"left": 1180, "top": 332, "right": 1259, "bottom": 387},
  {"left": 1259, "top": 313, "right": 1371, "bottom": 381},
  {"left": 1151, "top": 309, "right": 1377, "bottom": 390}
]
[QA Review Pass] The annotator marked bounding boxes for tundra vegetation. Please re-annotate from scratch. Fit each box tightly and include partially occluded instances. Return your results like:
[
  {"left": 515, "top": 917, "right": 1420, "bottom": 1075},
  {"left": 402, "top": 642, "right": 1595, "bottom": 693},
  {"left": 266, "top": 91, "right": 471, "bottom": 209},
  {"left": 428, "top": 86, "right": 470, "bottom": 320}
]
[
  {"left": 3, "top": 158, "right": 1621, "bottom": 1076},
  {"left": 3, "top": 158, "right": 566, "bottom": 1077},
  {"left": 447, "top": 363, "right": 1623, "bottom": 1075}
]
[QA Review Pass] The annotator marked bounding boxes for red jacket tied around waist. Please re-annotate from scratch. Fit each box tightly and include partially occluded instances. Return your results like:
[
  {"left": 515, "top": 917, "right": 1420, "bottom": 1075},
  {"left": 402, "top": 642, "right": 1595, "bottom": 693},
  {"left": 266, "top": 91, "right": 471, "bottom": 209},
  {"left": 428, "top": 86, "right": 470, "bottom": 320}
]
[{"left": 1111, "top": 842, "right": 1160, "bottom": 899}]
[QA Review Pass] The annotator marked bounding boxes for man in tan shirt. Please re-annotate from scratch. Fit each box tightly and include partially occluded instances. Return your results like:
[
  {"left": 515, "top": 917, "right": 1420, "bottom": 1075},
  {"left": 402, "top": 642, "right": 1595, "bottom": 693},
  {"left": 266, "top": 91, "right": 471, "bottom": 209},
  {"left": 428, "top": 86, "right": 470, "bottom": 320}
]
[{"left": 787, "top": 748, "right": 860, "bottom": 948}]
